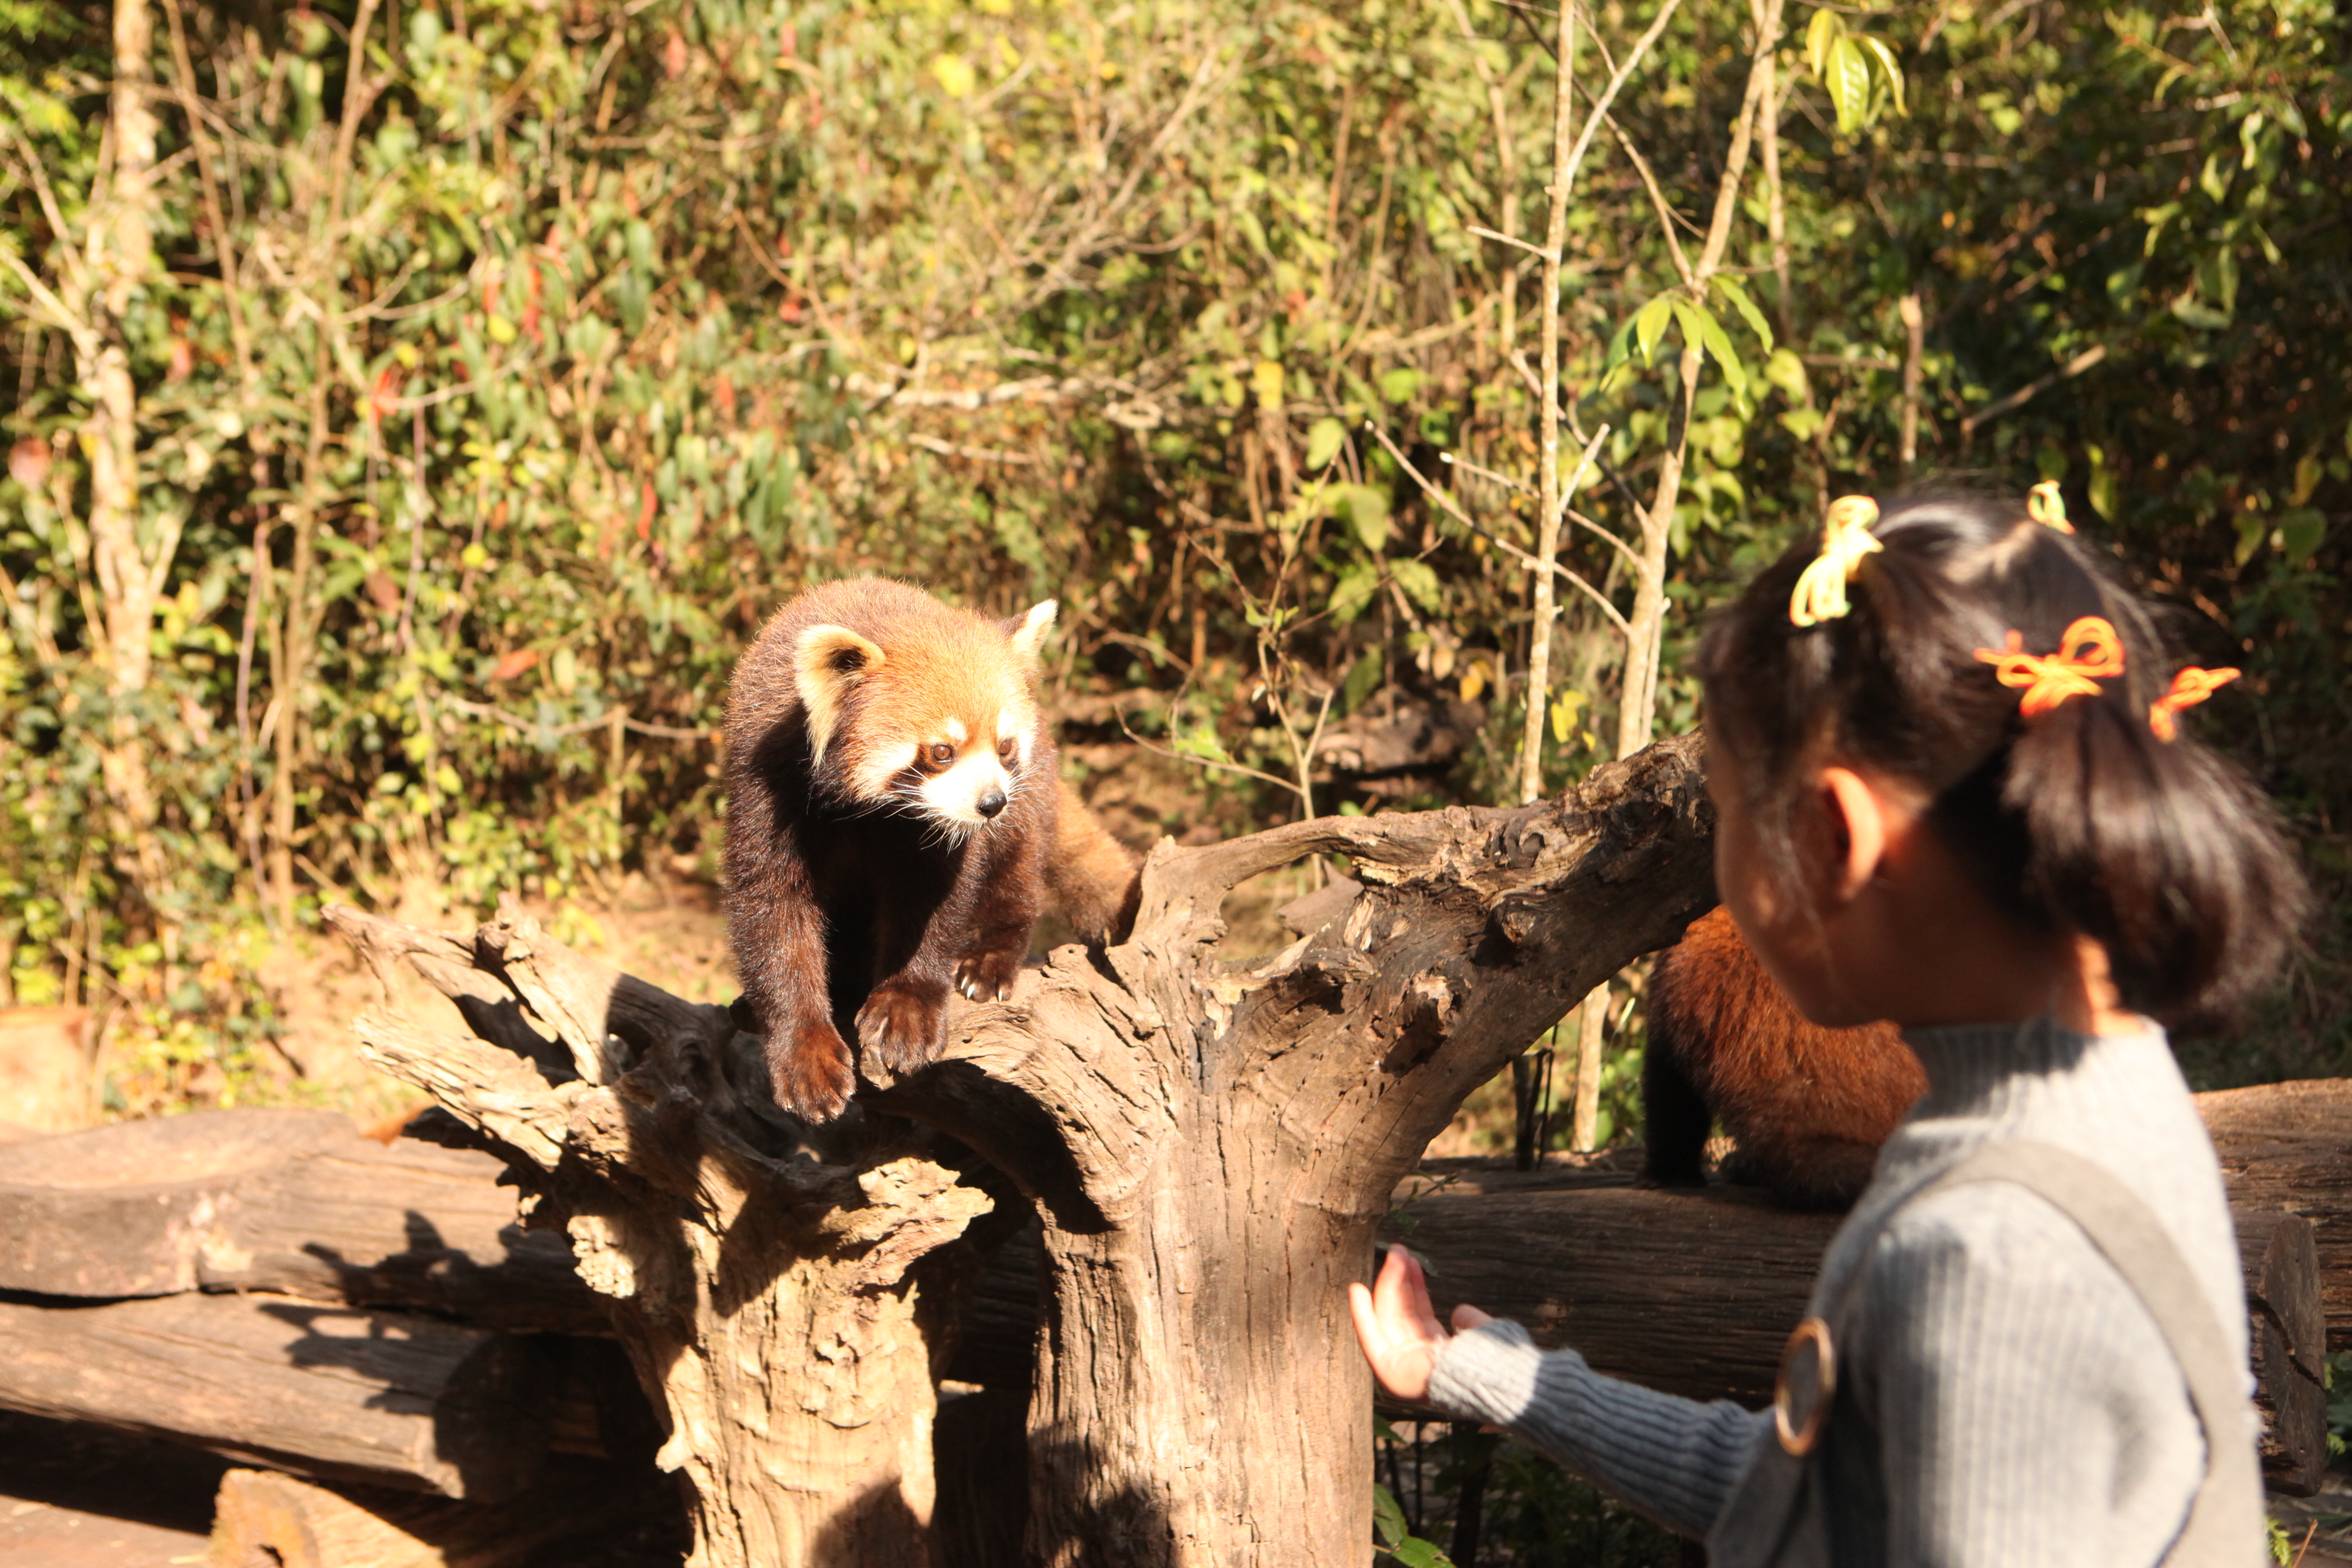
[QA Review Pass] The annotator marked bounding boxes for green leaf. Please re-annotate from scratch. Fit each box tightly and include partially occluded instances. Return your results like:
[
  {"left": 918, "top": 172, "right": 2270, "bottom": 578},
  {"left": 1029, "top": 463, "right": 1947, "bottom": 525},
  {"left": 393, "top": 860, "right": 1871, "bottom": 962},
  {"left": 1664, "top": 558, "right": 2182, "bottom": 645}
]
[
  {"left": 2088, "top": 468, "right": 2115, "bottom": 523},
  {"left": 1633, "top": 295, "right": 1675, "bottom": 365},
  {"left": 1681, "top": 301, "right": 1749, "bottom": 397},
  {"left": 2279, "top": 507, "right": 2327, "bottom": 564},
  {"left": 1389, "top": 1540, "right": 1454, "bottom": 1568},
  {"left": 1763, "top": 347, "right": 1809, "bottom": 402},
  {"left": 2233, "top": 511, "right": 2267, "bottom": 567},
  {"left": 1391, "top": 557, "right": 1443, "bottom": 612},
  {"left": 1859, "top": 35, "right": 1906, "bottom": 117},
  {"left": 1602, "top": 313, "right": 1640, "bottom": 374},
  {"left": 1711, "top": 276, "right": 1775, "bottom": 355},
  {"left": 1806, "top": 8, "right": 1842, "bottom": 81},
  {"left": 1319, "top": 483, "right": 1390, "bottom": 551},
  {"left": 1341, "top": 649, "right": 1384, "bottom": 713},
  {"left": 2199, "top": 151, "right": 2230, "bottom": 203},
  {"left": 1305, "top": 416, "right": 1348, "bottom": 472},
  {"left": 1828, "top": 36, "right": 1871, "bottom": 135},
  {"left": 1780, "top": 406, "right": 1826, "bottom": 440},
  {"left": 1371, "top": 1484, "right": 1409, "bottom": 1548},
  {"left": 1378, "top": 366, "right": 1424, "bottom": 405}
]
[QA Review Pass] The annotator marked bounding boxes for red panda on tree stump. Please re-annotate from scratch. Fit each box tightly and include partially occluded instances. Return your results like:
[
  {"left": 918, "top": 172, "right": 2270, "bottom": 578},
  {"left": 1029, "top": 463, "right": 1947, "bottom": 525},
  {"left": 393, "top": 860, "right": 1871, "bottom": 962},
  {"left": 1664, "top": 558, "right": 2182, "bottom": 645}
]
[
  {"left": 723, "top": 578, "right": 1140, "bottom": 1121},
  {"left": 1642, "top": 906, "right": 1927, "bottom": 1211}
]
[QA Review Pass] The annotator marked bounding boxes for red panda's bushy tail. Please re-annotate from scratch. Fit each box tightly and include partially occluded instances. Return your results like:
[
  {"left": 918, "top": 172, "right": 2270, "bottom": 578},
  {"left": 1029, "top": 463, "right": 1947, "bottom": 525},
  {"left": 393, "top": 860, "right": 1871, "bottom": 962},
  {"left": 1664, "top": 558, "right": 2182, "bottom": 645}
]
[{"left": 1048, "top": 778, "right": 1142, "bottom": 943}]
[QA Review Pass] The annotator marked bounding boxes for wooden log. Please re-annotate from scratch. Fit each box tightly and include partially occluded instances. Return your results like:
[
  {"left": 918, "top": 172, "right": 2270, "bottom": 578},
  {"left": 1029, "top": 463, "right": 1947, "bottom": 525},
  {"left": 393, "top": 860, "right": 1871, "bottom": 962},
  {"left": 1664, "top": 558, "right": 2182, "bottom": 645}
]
[
  {"left": 0, "top": 1107, "right": 606, "bottom": 1334},
  {"left": 1382, "top": 1161, "right": 2331, "bottom": 1491},
  {"left": 2239, "top": 1211, "right": 2328, "bottom": 1497},
  {"left": 2199, "top": 1079, "right": 2352, "bottom": 1348},
  {"left": 0, "top": 1290, "right": 549, "bottom": 1499},
  {"left": 210, "top": 1457, "right": 686, "bottom": 1568}
]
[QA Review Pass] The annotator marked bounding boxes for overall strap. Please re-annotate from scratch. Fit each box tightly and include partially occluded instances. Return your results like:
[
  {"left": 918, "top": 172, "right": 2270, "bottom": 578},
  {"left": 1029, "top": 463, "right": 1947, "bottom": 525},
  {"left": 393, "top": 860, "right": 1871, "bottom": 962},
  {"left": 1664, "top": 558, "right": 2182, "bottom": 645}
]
[{"left": 1852, "top": 1143, "right": 2261, "bottom": 1566}]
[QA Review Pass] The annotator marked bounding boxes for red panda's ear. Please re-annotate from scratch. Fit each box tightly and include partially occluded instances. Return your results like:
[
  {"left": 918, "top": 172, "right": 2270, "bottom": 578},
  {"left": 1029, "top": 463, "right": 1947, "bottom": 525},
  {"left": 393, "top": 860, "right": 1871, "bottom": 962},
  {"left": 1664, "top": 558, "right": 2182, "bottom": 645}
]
[
  {"left": 795, "top": 624, "right": 885, "bottom": 766},
  {"left": 1006, "top": 600, "right": 1058, "bottom": 664}
]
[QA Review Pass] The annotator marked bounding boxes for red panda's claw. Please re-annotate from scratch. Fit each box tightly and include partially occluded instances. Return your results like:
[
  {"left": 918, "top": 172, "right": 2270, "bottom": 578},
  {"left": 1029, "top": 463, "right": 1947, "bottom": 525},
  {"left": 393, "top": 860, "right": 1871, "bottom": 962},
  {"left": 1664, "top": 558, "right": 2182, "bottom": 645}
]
[
  {"left": 768, "top": 1017, "right": 857, "bottom": 1123},
  {"left": 953, "top": 949, "right": 1023, "bottom": 1007},
  {"left": 855, "top": 981, "right": 948, "bottom": 1074}
]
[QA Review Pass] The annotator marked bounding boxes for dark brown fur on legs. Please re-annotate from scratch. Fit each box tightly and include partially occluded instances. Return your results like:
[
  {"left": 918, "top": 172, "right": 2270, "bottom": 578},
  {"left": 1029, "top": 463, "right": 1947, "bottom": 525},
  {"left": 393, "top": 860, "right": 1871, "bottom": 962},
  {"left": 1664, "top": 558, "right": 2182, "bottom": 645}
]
[
  {"left": 723, "top": 579, "right": 1137, "bottom": 1122},
  {"left": 1642, "top": 907, "right": 1927, "bottom": 1211}
]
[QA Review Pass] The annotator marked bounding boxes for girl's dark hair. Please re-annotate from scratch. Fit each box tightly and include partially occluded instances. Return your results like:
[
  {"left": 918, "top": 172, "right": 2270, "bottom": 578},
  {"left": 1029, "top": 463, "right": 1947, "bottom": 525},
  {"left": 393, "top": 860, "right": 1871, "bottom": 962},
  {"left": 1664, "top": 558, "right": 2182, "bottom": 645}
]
[{"left": 1698, "top": 494, "right": 2307, "bottom": 1026}]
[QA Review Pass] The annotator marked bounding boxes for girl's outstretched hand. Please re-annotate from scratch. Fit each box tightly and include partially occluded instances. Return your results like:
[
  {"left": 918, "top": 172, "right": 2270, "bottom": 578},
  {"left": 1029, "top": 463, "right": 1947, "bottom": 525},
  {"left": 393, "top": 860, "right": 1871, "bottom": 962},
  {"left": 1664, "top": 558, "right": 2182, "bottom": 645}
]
[{"left": 1348, "top": 1245, "right": 1494, "bottom": 1403}]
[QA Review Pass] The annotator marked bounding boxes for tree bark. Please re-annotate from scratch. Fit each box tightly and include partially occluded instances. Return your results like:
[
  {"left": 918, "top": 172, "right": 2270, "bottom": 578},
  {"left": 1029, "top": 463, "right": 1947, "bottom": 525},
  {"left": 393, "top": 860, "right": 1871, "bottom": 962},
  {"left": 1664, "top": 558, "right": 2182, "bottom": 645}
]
[{"left": 329, "top": 901, "right": 1002, "bottom": 1568}]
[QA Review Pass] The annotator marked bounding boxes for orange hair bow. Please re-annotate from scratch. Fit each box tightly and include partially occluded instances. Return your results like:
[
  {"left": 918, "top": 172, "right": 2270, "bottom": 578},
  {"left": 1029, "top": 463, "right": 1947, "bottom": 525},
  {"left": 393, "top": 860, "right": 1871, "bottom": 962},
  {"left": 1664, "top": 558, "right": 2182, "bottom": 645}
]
[
  {"left": 2149, "top": 666, "right": 2241, "bottom": 741},
  {"left": 1974, "top": 616, "right": 2125, "bottom": 715},
  {"left": 2026, "top": 481, "right": 2074, "bottom": 534},
  {"left": 1788, "top": 496, "right": 1883, "bottom": 628}
]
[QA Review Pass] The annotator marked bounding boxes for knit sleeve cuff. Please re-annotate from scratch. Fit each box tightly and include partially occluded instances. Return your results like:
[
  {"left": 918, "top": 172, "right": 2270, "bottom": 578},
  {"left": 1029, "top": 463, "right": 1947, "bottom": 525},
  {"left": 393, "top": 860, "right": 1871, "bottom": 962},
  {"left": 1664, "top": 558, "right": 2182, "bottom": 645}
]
[{"left": 1427, "top": 1318, "right": 1554, "bottom": 1428}]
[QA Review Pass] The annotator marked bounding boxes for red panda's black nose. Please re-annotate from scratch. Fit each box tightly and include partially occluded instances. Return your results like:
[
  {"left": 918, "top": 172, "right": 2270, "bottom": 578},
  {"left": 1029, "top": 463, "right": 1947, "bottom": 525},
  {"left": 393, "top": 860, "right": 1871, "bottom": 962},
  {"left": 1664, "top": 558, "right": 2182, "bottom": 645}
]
[{"left": 975, "top": 788, "right": 1008, "bottom": 819}]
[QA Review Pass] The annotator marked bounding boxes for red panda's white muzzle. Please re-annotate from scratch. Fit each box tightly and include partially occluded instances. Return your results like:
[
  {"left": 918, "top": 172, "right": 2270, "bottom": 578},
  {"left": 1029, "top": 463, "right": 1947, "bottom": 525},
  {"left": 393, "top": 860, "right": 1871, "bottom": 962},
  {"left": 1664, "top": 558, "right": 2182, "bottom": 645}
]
[{"left": 917, "top": 751, "right": 1018, "bottom": 836}]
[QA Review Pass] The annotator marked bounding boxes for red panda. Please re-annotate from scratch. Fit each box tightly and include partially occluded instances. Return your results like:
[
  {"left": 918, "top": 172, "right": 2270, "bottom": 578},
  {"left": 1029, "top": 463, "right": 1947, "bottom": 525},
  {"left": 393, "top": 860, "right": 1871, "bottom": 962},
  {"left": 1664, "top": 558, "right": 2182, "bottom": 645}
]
[
  {"left": 723, "top": 578, "right": 1140, "bottom": 1122},
  {"left": 1642, "top": 906, "right": 1927, "bottom": 1211}
]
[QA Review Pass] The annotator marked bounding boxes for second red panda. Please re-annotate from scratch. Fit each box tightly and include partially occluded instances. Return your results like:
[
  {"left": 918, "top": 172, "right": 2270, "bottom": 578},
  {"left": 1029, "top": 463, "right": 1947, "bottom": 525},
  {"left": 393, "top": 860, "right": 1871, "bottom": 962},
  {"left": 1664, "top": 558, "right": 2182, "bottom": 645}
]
[
  {"left": 723, "top": 578, "right": 1139, "bottom": 1121},
  {"left": 1643, "top": 906, "right": 1926, "bottom": 1210}
]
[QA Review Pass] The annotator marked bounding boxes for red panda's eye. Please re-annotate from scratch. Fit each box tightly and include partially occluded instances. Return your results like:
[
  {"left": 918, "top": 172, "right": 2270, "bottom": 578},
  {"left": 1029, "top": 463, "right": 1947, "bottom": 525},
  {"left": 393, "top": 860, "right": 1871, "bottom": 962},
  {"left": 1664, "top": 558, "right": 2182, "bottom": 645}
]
[
  {"left": 928, "top": 742, "right": 955, "bottom": 766},
  {"left": 997, "top": 737, "right": 1017, "bottom": 759}
]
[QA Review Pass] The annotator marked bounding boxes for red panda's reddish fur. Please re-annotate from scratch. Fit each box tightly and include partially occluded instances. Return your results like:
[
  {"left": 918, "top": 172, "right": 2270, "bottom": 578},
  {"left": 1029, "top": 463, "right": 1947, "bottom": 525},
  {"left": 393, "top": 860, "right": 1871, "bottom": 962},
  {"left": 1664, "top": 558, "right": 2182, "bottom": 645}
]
[
  {"left": 1643, "top": 907, "right": 1926, "bottom": 1210},
  {"left": 723, "top": 578, "right": 1139, "bottom": 1122}
]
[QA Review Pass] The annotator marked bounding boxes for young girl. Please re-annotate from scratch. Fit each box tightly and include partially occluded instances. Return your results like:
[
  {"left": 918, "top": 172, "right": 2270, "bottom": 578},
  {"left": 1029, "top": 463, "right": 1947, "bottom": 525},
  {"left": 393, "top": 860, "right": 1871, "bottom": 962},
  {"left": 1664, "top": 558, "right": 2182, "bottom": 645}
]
[{"left": 1352, "top": 489, "right": 2308, "bottom": 1566}]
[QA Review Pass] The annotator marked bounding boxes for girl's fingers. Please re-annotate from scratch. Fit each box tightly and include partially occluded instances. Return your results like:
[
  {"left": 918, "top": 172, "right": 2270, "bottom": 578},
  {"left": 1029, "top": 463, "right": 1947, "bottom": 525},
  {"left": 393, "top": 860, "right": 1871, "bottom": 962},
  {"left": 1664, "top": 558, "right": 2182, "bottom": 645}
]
[
  {"left": 1375, "top": 1245, "right": 1441, "bottom": 1335},
  {"left": 1452, "top": 1303, "right": 1494, "bottom": 1330}
]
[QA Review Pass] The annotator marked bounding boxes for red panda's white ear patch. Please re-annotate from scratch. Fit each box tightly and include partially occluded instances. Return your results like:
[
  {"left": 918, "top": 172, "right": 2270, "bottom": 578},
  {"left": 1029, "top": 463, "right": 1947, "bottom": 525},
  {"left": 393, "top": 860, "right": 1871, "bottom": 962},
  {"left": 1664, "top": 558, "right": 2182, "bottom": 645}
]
[
  {"left": 1008, "top": 600, "right": 1058, "bottom": 664},
  {"left": 796, "top": 623, "right": 885, "bottom": 766}
]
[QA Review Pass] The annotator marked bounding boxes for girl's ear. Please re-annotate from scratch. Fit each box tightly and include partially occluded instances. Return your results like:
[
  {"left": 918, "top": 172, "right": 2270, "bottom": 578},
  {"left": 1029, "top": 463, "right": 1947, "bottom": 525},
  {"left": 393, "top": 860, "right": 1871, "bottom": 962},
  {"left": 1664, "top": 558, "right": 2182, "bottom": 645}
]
[{"left": 1816, "top": 766, "right": 1891, "bottom": 903}]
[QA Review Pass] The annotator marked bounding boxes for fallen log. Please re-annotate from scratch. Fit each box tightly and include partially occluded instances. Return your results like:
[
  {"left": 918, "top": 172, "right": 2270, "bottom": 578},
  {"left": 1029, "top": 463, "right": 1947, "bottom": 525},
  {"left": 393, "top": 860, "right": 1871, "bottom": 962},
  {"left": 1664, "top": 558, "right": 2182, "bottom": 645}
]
[
  {"left": 210, "top": 1456, "right": 685, "bottom": 1568},
  {"left": 0, "top": 1290, "right": 549, "bottom": 1499},
  {"left": 0, "top": 1107, "right": 606, "bottom": 1334},
  {"left": 2239, "top": 1210, "right": 2327, "bottom": 1496},
  {"left": 2200, "top": 1079, "right": 2352, "bottom": 1347}
]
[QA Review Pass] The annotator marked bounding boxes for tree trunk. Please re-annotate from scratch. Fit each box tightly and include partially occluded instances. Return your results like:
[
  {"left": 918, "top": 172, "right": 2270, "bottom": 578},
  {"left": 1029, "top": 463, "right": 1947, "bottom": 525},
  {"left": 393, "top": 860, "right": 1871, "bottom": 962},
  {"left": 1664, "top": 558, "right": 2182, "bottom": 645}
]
[
  {"left": 82, "top": 0, "right": 174, "bottom": 897},
  {"left": 875, "top": 732, "right": 1716, "bottom": 1565},
  {"left": 330, "top": 902, "right": 1001, "bottom": 1568}
]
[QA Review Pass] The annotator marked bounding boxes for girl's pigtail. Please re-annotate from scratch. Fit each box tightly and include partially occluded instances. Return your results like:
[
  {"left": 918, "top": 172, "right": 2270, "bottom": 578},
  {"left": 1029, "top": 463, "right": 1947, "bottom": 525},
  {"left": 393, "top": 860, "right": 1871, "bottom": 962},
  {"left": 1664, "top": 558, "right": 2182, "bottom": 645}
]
[{"left": 1986, "top": 604, "right": 2304, "bottom": 1022}]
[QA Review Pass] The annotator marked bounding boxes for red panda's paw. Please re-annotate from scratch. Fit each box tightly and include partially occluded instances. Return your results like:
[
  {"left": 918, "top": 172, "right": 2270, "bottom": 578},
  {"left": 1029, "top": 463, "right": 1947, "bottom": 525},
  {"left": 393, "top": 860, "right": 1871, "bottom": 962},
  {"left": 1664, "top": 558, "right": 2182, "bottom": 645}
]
[
  {"left": 767, "top": 1018, "right": 858, "bottom": 1123},
  {"left": 855, "top": 980, "right": 949, "bottom": 1075},
  {"left": 953, "top": 948, "right": 1024, "bottom": 1004}
]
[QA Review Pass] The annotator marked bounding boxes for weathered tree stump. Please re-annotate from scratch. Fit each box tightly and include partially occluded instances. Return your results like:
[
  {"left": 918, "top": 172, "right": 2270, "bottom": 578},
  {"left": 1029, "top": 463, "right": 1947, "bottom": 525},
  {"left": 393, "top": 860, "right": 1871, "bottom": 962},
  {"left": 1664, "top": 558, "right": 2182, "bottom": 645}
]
[
  {"left": 870, "top": 732, "right": 1717, "bottom": 1564},
  {"left": 333, "top": 731, "right": 1715, "bottom": 1567},
  {"left": 330, "top": 902, "right": 1004, "bottom": 1568}
]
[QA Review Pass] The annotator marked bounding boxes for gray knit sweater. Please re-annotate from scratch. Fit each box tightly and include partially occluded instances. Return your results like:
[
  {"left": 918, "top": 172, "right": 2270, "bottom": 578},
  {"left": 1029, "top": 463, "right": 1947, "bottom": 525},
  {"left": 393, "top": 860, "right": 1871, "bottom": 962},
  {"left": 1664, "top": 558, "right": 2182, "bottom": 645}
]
[{"left": 1425, "top": 1019, "right": 2248, "bottom": 1565}]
